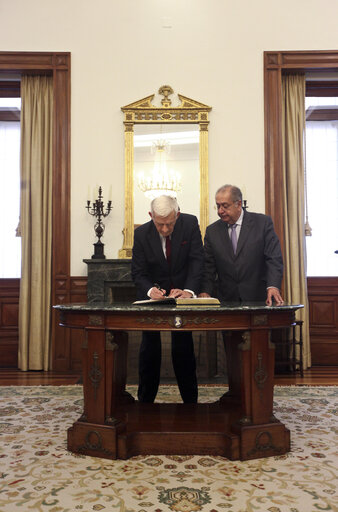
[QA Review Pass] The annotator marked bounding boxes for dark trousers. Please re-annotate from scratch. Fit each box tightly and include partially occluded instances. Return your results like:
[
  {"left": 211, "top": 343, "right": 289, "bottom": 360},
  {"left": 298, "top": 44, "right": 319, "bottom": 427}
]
[
  {"left": 222, "top": 330, "right": 243, "bottom": 398},
  {"left": 138, "top": 331, "right": 198, "bottom": 403}
]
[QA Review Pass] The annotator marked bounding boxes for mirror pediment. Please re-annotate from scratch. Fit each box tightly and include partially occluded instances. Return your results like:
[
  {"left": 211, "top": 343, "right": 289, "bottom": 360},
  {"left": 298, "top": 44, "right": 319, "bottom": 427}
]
[
  {"left": 119, "top": 85, "right": 211, "bottom": 258},
  {"left": 122, "top": 95, "right": 155, "bottom": 110},
  {"left": 121, "top": 87, "right": 211, "bottom": 124}
]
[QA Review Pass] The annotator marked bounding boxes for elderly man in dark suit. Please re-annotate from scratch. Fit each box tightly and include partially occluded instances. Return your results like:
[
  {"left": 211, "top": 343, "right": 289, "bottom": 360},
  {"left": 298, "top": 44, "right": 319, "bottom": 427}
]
[
  {"left": 201, "top": 184, "right": 284, "bottom": 305},
  {"left": 131, "top": 195, "right": 204, "bottom": 403},
  {"left": 200, "top": 184, "right": 284, "bottom": 396}
]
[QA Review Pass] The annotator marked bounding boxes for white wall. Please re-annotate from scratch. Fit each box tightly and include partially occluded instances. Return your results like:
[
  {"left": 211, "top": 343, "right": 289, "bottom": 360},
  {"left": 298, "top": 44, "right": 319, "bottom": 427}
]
[{"left": 1, "top": 0, "right": 338, "bottom": 275}]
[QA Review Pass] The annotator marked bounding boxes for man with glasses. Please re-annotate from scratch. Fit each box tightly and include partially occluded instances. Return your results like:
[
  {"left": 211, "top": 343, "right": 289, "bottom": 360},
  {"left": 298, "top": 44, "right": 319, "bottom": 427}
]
[
  {"left": 200, "top": 184, "right": 284, "bottom": 396},
  {"left": 200, "top": 184, "right": 284, "bottom": 305}
]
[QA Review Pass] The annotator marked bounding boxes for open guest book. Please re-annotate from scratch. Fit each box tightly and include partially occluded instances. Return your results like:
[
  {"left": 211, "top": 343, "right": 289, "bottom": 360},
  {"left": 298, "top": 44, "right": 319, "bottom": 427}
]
[{"left": 133, "top": 297, "right": 220, "bottom": 306}]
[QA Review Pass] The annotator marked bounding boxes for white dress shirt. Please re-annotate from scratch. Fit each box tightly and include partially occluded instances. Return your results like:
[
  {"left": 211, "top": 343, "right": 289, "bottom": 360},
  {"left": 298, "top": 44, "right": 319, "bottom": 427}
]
[
  {"left": 147, "top": 234, "right": 195, "bottom": 297},
  {"left": 227, "top": 208, "right": 244, "bottom": 240}
]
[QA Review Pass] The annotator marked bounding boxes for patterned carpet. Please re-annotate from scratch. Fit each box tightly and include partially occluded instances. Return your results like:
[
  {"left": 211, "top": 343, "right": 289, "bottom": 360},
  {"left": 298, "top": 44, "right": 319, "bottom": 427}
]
[{"left": 0, "top": 385, "right": 337, "bottom": 512}]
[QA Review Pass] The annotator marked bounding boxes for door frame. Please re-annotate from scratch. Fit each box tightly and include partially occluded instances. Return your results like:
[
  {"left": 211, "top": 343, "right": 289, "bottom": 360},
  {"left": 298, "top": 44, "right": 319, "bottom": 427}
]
[
  {"left": 264, "top": 50, "right": 338, "bottom": 364},
  {"left": 0, "top": 52, "right": 71, "bottom": 369}
]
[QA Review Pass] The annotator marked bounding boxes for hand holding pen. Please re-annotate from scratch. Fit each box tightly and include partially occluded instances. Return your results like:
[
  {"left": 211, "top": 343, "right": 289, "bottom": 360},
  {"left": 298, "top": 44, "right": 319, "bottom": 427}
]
[{"left": 150, "top": 283, "right": 167, "bottom": 299}]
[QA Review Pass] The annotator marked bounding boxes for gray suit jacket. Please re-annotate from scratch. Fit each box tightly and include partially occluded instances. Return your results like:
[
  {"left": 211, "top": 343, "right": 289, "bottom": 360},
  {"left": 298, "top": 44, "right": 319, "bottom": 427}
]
[{"left": 202, "top": 210, "right": 283, "bottom": 302}]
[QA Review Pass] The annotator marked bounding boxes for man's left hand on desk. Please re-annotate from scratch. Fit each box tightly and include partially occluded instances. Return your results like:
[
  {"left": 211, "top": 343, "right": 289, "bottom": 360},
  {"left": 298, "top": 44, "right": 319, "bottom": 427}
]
[
  {"left": 168, "top": 289, "right": 193, "bottom": 299},
  {"left": 266, "top": 287, "right": 284, "bottom": 306}
]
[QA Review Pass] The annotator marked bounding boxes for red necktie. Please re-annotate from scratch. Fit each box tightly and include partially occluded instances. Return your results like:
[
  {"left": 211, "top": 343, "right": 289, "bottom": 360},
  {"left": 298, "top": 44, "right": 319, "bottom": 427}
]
[{"left": 165, "top": 236, "right": 171, "bottom": 265}]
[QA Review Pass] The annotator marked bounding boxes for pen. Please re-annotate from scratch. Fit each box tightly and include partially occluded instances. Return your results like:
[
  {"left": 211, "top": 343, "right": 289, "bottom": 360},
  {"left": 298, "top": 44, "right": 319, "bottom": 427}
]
[{"left": 154, "top": 283, "right": 166, "bottom": 296}]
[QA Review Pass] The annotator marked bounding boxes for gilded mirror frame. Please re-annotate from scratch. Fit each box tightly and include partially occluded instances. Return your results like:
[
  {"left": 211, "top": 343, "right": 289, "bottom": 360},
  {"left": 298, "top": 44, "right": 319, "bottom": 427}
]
[{"left": 119, "top": 85, "right": 212, "bottom": 258}]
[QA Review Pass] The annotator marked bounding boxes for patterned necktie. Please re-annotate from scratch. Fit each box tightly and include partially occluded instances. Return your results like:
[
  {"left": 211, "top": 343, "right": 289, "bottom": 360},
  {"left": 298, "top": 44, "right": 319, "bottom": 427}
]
[
  {"left": 165, "top": 236, "right": 172, "bottom": 265},
  {"left": 230, "top": 224, "right": 237, "bottom": 254}
]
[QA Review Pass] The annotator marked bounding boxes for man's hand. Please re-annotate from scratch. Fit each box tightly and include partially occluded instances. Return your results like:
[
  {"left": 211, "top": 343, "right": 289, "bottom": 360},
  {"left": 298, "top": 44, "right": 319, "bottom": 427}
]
[
  {"left": 198, "top": 292, "right": 211, "bottom": 298},
  {"left": 150, "top": 286, "right": 167, "bottom": 299},
  {"left": 266, "top": 287, "right": 284, "bottom": 306},
  {"left": 168, "top": 289, "right": 192, "bottom": 298}
]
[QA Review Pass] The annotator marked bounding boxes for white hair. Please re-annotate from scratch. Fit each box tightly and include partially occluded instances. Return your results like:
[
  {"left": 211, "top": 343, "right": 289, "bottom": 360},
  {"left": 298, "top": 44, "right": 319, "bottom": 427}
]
[{"left": 150, "top": 195, "right": 179, "bottom": 217}]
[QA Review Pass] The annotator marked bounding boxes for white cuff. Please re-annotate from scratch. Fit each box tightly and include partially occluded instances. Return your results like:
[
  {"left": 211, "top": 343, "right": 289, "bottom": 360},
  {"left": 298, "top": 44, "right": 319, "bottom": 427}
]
[{"left": 184, "top": 289, "right": 196, "bottom": 298}]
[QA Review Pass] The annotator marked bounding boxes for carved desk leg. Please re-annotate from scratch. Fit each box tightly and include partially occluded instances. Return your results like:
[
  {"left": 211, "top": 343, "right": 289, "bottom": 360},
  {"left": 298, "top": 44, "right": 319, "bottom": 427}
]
[
  {"left": 106, "top": 331, "right": 135, "bottom": 415},
  {"left": 80, "top": 327, "right": 105, "bottom": 423},
  {"left": 67, "top": 326, "right": 126, "bottom": 459},
  {"left": 231, "top": 328, "right": 290, "bottom": 460}
]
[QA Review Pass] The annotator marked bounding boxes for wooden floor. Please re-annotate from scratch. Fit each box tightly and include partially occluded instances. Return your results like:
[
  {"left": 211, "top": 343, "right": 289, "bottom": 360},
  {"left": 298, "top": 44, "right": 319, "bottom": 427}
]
[
  {"left": 273, "top": 366, "right": 338, "bottom": 386},
  {"left": 0, "top": 367, "right": 337, "bottom": 386}
]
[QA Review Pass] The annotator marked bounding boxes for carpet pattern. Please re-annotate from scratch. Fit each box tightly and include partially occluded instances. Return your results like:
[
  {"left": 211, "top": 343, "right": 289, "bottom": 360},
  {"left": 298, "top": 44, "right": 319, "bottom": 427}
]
[{"left": 0, "top": 385, "right": 337, "bottom": 512}]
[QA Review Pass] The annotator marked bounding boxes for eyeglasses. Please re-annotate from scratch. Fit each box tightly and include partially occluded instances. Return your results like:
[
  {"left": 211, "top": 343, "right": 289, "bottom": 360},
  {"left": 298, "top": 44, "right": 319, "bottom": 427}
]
[{"left": 216, "top": 201, "right": 238, "bottom": 210}]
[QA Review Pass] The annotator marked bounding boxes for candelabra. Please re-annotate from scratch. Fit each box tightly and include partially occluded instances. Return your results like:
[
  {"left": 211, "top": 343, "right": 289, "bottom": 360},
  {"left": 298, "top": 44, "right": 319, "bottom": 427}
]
[{"left": 86, "top": 186, "right": 112, "bottom": 259}]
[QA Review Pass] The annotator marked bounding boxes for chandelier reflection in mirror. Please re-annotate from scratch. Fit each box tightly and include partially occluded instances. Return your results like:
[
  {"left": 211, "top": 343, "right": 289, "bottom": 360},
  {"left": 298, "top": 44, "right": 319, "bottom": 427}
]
[
  {"left": 137, "top": 139, "right": 182, "bottom": 199},
  {"left": 135, "top": 127, "right": 200, "bottom": 200}
]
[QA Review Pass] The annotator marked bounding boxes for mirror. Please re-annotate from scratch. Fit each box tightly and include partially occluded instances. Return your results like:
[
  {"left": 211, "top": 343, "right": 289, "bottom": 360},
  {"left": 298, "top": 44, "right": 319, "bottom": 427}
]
[
  {"left": 119, "top": 85, "right": 211, "bottom": 258},
  {"left": 133, "top": 123, "right": 200, "bottom": 225}
]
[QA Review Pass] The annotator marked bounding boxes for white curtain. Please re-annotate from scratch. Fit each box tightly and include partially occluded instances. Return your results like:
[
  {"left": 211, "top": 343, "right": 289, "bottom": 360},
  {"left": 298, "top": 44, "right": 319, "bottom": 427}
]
[
  {"left": 305, "top": 121, "right": 338, "bottom": 277},
  {"left": 0, "top": 121, "right": 21, "bottom": 278}
]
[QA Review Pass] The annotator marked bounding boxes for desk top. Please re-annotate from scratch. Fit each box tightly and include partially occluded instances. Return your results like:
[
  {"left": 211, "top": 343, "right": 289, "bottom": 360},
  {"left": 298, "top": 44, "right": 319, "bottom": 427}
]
[
  {"left": 55, "top": 302, "right": 303, "bottom": 332},
  {"left": 54, "top": 302, "right": 303, "bottom": 313}
]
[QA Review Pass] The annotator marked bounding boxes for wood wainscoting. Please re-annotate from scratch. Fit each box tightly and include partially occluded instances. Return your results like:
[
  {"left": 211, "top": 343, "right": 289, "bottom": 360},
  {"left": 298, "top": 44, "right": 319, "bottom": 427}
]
[
  {"left": 307, "top": 277, "right": 338, "bottom": 365},
  {"left": 0, "top": 277, "right": 87, "bottom": 370},
  {"left": 0, "top": 279, "right": 19, "bottom": 367},
  {"left": 52, "top": 276, "right": 87, "bottom": 371}
]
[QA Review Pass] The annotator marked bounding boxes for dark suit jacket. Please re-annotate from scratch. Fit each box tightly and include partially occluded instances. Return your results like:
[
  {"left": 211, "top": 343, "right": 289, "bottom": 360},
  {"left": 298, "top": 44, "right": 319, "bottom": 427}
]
[
  {"left": 202, "top": 210, "right": 283, "bottom": 301},
  {"left": 132, "top": 213, "right": 204, "bottom": 300}
]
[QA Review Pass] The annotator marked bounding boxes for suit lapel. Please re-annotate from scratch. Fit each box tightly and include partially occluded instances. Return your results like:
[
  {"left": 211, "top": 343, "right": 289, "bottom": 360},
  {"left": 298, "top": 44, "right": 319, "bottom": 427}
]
[
  {"left": 236, "top": 211, "right": 251, "bottom": 257},
  {"left": 170, "top": 216, "right": 183, "bottom": 269},
  {"left": 147, "top": 222, "right": 167, "bottom": 268},
  {"left": 218, "top": 220, "right": 234, "bottom": 258}
]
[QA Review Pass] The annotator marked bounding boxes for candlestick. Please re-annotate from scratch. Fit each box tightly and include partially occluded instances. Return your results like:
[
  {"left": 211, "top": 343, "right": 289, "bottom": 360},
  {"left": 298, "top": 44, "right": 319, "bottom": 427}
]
[{"left": 86, "top": 186, "right": 113, "bottom": 259}]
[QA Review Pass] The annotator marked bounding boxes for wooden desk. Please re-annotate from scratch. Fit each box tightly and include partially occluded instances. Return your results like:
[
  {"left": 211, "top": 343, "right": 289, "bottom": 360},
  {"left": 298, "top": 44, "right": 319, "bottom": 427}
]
[{"left": 55, "top": 302, "right": 302, "bottom": 461}]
